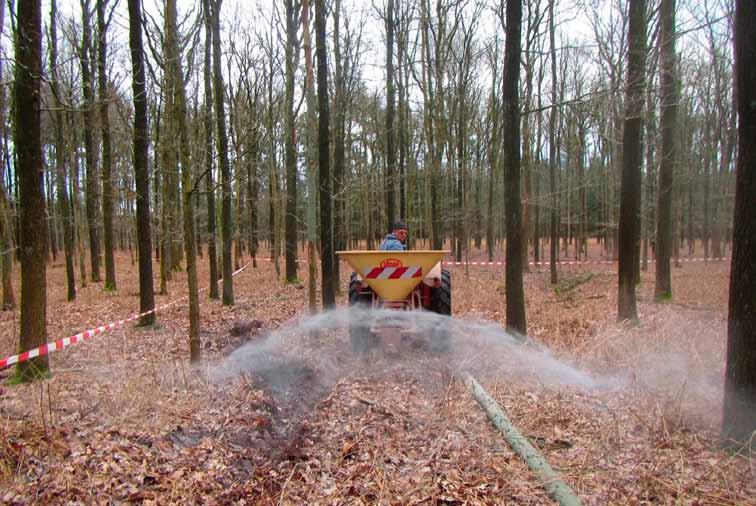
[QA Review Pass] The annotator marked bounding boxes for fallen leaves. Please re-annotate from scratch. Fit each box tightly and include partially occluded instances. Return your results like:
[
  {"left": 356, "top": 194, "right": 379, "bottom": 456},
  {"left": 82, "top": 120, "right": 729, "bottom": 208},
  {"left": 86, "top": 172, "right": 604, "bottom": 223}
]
[{"left": 0, "top": 248, "right": 752, "bottom": 504}]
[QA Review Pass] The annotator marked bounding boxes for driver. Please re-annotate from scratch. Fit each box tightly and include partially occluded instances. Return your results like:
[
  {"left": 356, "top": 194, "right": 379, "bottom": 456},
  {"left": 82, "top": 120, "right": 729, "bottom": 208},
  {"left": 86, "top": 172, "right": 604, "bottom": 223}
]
[{"left": 380, "top": 222, "right": 408, "bottom": 251}]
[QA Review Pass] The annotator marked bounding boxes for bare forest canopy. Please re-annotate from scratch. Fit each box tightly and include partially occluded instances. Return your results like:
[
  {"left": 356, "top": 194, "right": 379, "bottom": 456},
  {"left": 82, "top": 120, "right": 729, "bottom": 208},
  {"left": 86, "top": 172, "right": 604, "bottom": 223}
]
[{"left": 0, "top": 0, "right": 735, "bottom": 276}]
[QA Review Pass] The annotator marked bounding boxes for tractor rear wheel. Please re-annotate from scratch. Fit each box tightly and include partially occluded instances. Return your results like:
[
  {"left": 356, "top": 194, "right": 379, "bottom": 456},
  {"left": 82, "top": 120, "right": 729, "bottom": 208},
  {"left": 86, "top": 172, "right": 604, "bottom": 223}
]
[
  {"left": 431, "top": 269, "right": 451, "bottom": 315},
  {"left": 429, "top": 269, "right": 452, "bottom": 351},
  {"left": 348, "top": 273, "right": 376, "bottom": 353}
]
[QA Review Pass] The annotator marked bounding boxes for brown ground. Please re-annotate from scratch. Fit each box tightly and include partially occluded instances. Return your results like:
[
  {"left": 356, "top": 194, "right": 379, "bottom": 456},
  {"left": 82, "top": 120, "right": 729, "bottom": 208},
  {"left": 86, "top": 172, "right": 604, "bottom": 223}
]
[{"left": 0, "top": 242, "right": 753, "bottom": 505}]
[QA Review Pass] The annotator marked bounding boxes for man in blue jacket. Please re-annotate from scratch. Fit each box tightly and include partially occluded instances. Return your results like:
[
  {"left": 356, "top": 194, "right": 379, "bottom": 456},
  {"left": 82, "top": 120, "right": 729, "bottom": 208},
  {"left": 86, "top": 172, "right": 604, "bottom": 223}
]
[{"left": 380, "top": 222, "right": 408, "bottom": 250}]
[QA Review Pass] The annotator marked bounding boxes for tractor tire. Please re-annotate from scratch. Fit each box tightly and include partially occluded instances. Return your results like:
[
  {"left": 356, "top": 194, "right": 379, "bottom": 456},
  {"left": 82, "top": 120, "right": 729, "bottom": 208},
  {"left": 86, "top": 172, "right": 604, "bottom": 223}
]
[
  {"left": 430, "top": 269, "right": 452, "bottom": 315},
  {"left": 429, "top": 269, "right": 452, "bottom": 351},
  {"left": 348, "top": 273, "right": 376, "bottom": 353}
]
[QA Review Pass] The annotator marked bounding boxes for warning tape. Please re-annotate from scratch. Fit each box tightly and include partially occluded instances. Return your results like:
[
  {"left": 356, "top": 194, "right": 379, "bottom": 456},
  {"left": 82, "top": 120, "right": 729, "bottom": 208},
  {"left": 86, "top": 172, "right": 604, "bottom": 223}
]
[
  {"left": 444, "top": 257, "right": 728, "bottom": 267},
  {"left": 257, "top": 255, "right": 728, "bottom": 267},
  {"left": 0, "top": 260, "right": 254, "bottom": 371}
]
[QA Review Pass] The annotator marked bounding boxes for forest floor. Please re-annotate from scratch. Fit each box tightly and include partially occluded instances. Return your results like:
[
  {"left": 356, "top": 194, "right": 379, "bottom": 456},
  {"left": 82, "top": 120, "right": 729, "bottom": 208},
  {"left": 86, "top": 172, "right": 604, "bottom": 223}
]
[{"left": 0, "top": 242, "right": 753, "bottom": 505}]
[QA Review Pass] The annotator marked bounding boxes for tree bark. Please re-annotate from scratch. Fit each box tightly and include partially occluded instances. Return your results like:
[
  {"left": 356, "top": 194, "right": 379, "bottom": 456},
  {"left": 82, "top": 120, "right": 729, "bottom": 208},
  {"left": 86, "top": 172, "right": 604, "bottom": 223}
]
[
  {"left": 164, "top": 0, "right": 200, "bottom": 361},
  {"left": 487, "top": 43, "right": 500, "bottom": 262},
  {"left": 302, "top": 0, "right": 319, "bottom": 311},
  {"left": 69, "top": 110, "right": 88, "bottom": 288},
  {"left": 50, "top": 0, "right": 76, "bottom": 301},
  {"left": 617, "top": 0, "right": 646, "bottom": 322},
  {"left": 385, "top": 0, "right": 396, "bottom": 230},
  {"left": 210, "top": 0, "right": 234, "bottom": 305},
  {"left": 0, "top": 0, "right": 13, "bottom": 311},
  {"left": 503, "top": 0, "right": 526, "bottom": 338},
  {"left": 202, "top": 0, "right": 219, "bottom": 299},
  {"left": 655, "top": 0, "right": 676, "bottom": 300},
  {"left": 127, "top": 0, "right": 155, "bottom": 327},
  {"left": 316, "top": 0, "right": 335, "bottom": 308},
  {"left": 13, "top": 0, "right": 48, "bottom": 381},
  {"left": 332, "top": 0, "right": 346, "bottom": 285},
  {"left": 721, "top": 0, "right": 756, "bottom": 449},
  {"left": 548, "top": 0, "right": 558, "bottom": 285},
  {"left": 284, "top": 0, "right": 299, "bottom": 283},
  {"left": 97, "top": 0, "right": 116, "bottom": 291},
  {"left": 81, "top": 0, "right": 101, "bottom": 283}
]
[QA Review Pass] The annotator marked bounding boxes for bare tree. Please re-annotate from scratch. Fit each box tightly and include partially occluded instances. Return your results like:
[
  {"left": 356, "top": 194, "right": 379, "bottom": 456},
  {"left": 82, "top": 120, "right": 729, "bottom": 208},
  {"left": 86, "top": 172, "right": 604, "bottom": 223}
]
[
  {"left": 503, "top": 0, "right": 526, "bottom": 338},
  {"left": 97, "top": 0, "right": 116, "bottom": 290},
  {"left": 385, "top": 0, "right": 396, "bottom": 229},
  {"left": 127, "top": 0, "right": 156, "bottom": 326},
  {"left": 721, "top": 0, "right": 756, "bottom": 450},
  {"left": 164, "top": 0, "right": 200, "bottom": 361},
  {"left": 202, "top": 0, "right": 219, "bottom": 299},
  {"left": 617, "top": 0, "right": 646, "bottom": 322},
  {"left": 210, "top": 0, "right": 234, "bottom": 305},
  {"left": 284, "top": 0, "right": 300, "bottom": 283},
  {"left": 654, "top": 0, "right": 677, "bottom": 300},
  {"left": 302, "top": 0, "right": 318, "bottom": 311},
  {"left": 486, "top": 37, "right": 501, "bottom": 262},
  {"left": 80, "top": 0, "right": 101, "bottom": 283},
  {"left": 50, "top": 0, "right": 76, "bottom": 301},
  {"left": 0, "top": 0, "right": 13, "bottom": 311},
  {"left": 13, "top": 0, "right": 48, "bottom": 381},
  {"left": 316, "top": 0, "right": 335, "bottom": 308},
  {"left": 548, "top": 0, "right": 558, "bottom": 284}
]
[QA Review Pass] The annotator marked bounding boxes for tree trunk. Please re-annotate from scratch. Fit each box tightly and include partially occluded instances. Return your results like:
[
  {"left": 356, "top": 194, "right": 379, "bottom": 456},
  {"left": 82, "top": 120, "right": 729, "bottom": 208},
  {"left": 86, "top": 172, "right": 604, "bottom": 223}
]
[
  {"left": 81, "top": 0, "right": 101, "bottom": 283},
  {"left": 267, "top": 51, "right": 280, "bottom": 279},
  {"left": 721, "top": 0, "right": 756, "bottom": 449},
  {"left": 548, "top": 0, "right": 558, "bottom": 284},
  {"left": 503, "top": 0, "right": 526, "bottom": 338},
  {"left": 210, "top": 0, "right": 234, "bottom": 305},
  {"left": 284, "top": 0, "right": 299, "bottom": 283},
  {"left": 617, "top": 0, "right": 646, "bottom": 321},
  {"left": 0, "top": 0, "right": 14, "bottom": 311},
  {"left": 316, "top": 0, "right": 335, "bottom": 308},
  {"left": 202, "top": 0, "right": 219, "bottom": 299},
  {"left": 385, "top": 0, "right": 396, "bottom": 230},
  {"left": 642, "top": 46, "right": 657, "bottom": 273},
  {"left": 165, "top": 0, "right": 200, "bottom": 361},
  {"left": 302, "top": 0, "right": 319, "bottom": 311},
  {"left": 397, "top": 7, "right": 408, "bottom": 222},
  {"left": 159, "top": 75, "right": 177, "bottom": 294},
  {"left": 97, "top": 0, "right": 116, "bottom": 290},
  {"left": 486, "top": 72, "right": 498, "bottom": 263},
  {"left": 13, "top": 0, "right": 48, "bottom": 381},
  {"left": 655, "top": 0, "right": 676, "bottom": 301},
  {"left": 69, "top": 111, "right": 88, "bottom": 288},
  {"left": 127, "top": 0, "right": 155, "bottom": 327},
  {"left": 332, "top": 0, "right": 346, "bottom": 286},
  {"left": 50, "top": 0, "right": 76, "bottom": 301},
  {"left": 197, "top": 10, "right": 218, "bottom": 290}
]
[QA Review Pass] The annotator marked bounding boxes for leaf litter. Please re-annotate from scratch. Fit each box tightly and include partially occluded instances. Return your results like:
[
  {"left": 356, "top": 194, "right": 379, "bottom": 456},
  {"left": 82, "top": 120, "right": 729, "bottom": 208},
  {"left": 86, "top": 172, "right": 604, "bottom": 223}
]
[{"left": 0, "top": 250, "right": 753, "bottom": 504}]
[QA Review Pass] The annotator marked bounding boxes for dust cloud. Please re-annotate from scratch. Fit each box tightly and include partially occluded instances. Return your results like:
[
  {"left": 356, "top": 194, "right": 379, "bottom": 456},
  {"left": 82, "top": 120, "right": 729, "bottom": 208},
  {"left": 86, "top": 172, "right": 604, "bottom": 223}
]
[{"left": 214, "top": 307, "right": 608, "bottom": 394}]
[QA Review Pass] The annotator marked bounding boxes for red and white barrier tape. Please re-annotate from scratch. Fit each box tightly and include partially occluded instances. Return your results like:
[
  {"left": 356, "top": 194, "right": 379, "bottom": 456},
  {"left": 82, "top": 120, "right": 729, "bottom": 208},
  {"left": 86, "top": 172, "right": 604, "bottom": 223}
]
[
  {"left": 444, "top": 257, "right": 728, "bottom": 267},
  {"left": 0, "top": 260, "right": 253, "bottom": 371},
  {"left": 257, "top": 256, "right": 728, "bottom": 267}
]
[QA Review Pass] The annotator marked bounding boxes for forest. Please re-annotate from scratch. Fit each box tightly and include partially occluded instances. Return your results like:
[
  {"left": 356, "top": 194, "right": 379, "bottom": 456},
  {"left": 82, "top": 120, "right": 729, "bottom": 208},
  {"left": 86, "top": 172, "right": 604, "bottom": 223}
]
[{"left": 0, "top": 0, "right": 754, "bottom": 503}]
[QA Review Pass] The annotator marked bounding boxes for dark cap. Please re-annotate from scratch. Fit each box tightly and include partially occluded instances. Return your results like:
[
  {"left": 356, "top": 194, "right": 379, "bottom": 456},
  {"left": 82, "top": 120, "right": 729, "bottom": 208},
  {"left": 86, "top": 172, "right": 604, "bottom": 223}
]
[{"left": 392, "top": 221, "right": 408, "bottom": 231}]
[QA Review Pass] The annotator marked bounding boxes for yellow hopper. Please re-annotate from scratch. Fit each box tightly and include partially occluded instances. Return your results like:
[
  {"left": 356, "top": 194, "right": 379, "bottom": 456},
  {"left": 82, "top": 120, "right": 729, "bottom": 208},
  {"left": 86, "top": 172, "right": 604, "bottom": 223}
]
[{"left": 337, "top": 250, "right": 447, "bottom": 302}]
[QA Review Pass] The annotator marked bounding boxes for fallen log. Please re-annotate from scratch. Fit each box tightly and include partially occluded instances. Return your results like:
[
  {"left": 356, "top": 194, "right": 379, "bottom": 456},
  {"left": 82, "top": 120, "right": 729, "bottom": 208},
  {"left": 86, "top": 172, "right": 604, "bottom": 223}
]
[{"left": 465, "top": 373, "right": 582, "bottom": 506}]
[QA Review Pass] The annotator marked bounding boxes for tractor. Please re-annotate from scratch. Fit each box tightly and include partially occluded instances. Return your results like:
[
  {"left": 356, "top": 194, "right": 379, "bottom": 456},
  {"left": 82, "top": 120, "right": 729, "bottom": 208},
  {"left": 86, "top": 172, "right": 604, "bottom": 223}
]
[{"left": 337, "top": 250, "right": 452, "bottom": 352}]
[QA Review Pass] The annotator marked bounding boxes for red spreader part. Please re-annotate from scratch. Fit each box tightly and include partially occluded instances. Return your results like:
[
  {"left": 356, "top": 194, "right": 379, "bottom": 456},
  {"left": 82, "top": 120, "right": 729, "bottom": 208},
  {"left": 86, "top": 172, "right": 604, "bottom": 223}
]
[
  {"left": 364, "top": 266, "right": 422, "bottom": 279},
  {"left": 0, "top": 260, "right": 253, "bottom": 371}
]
